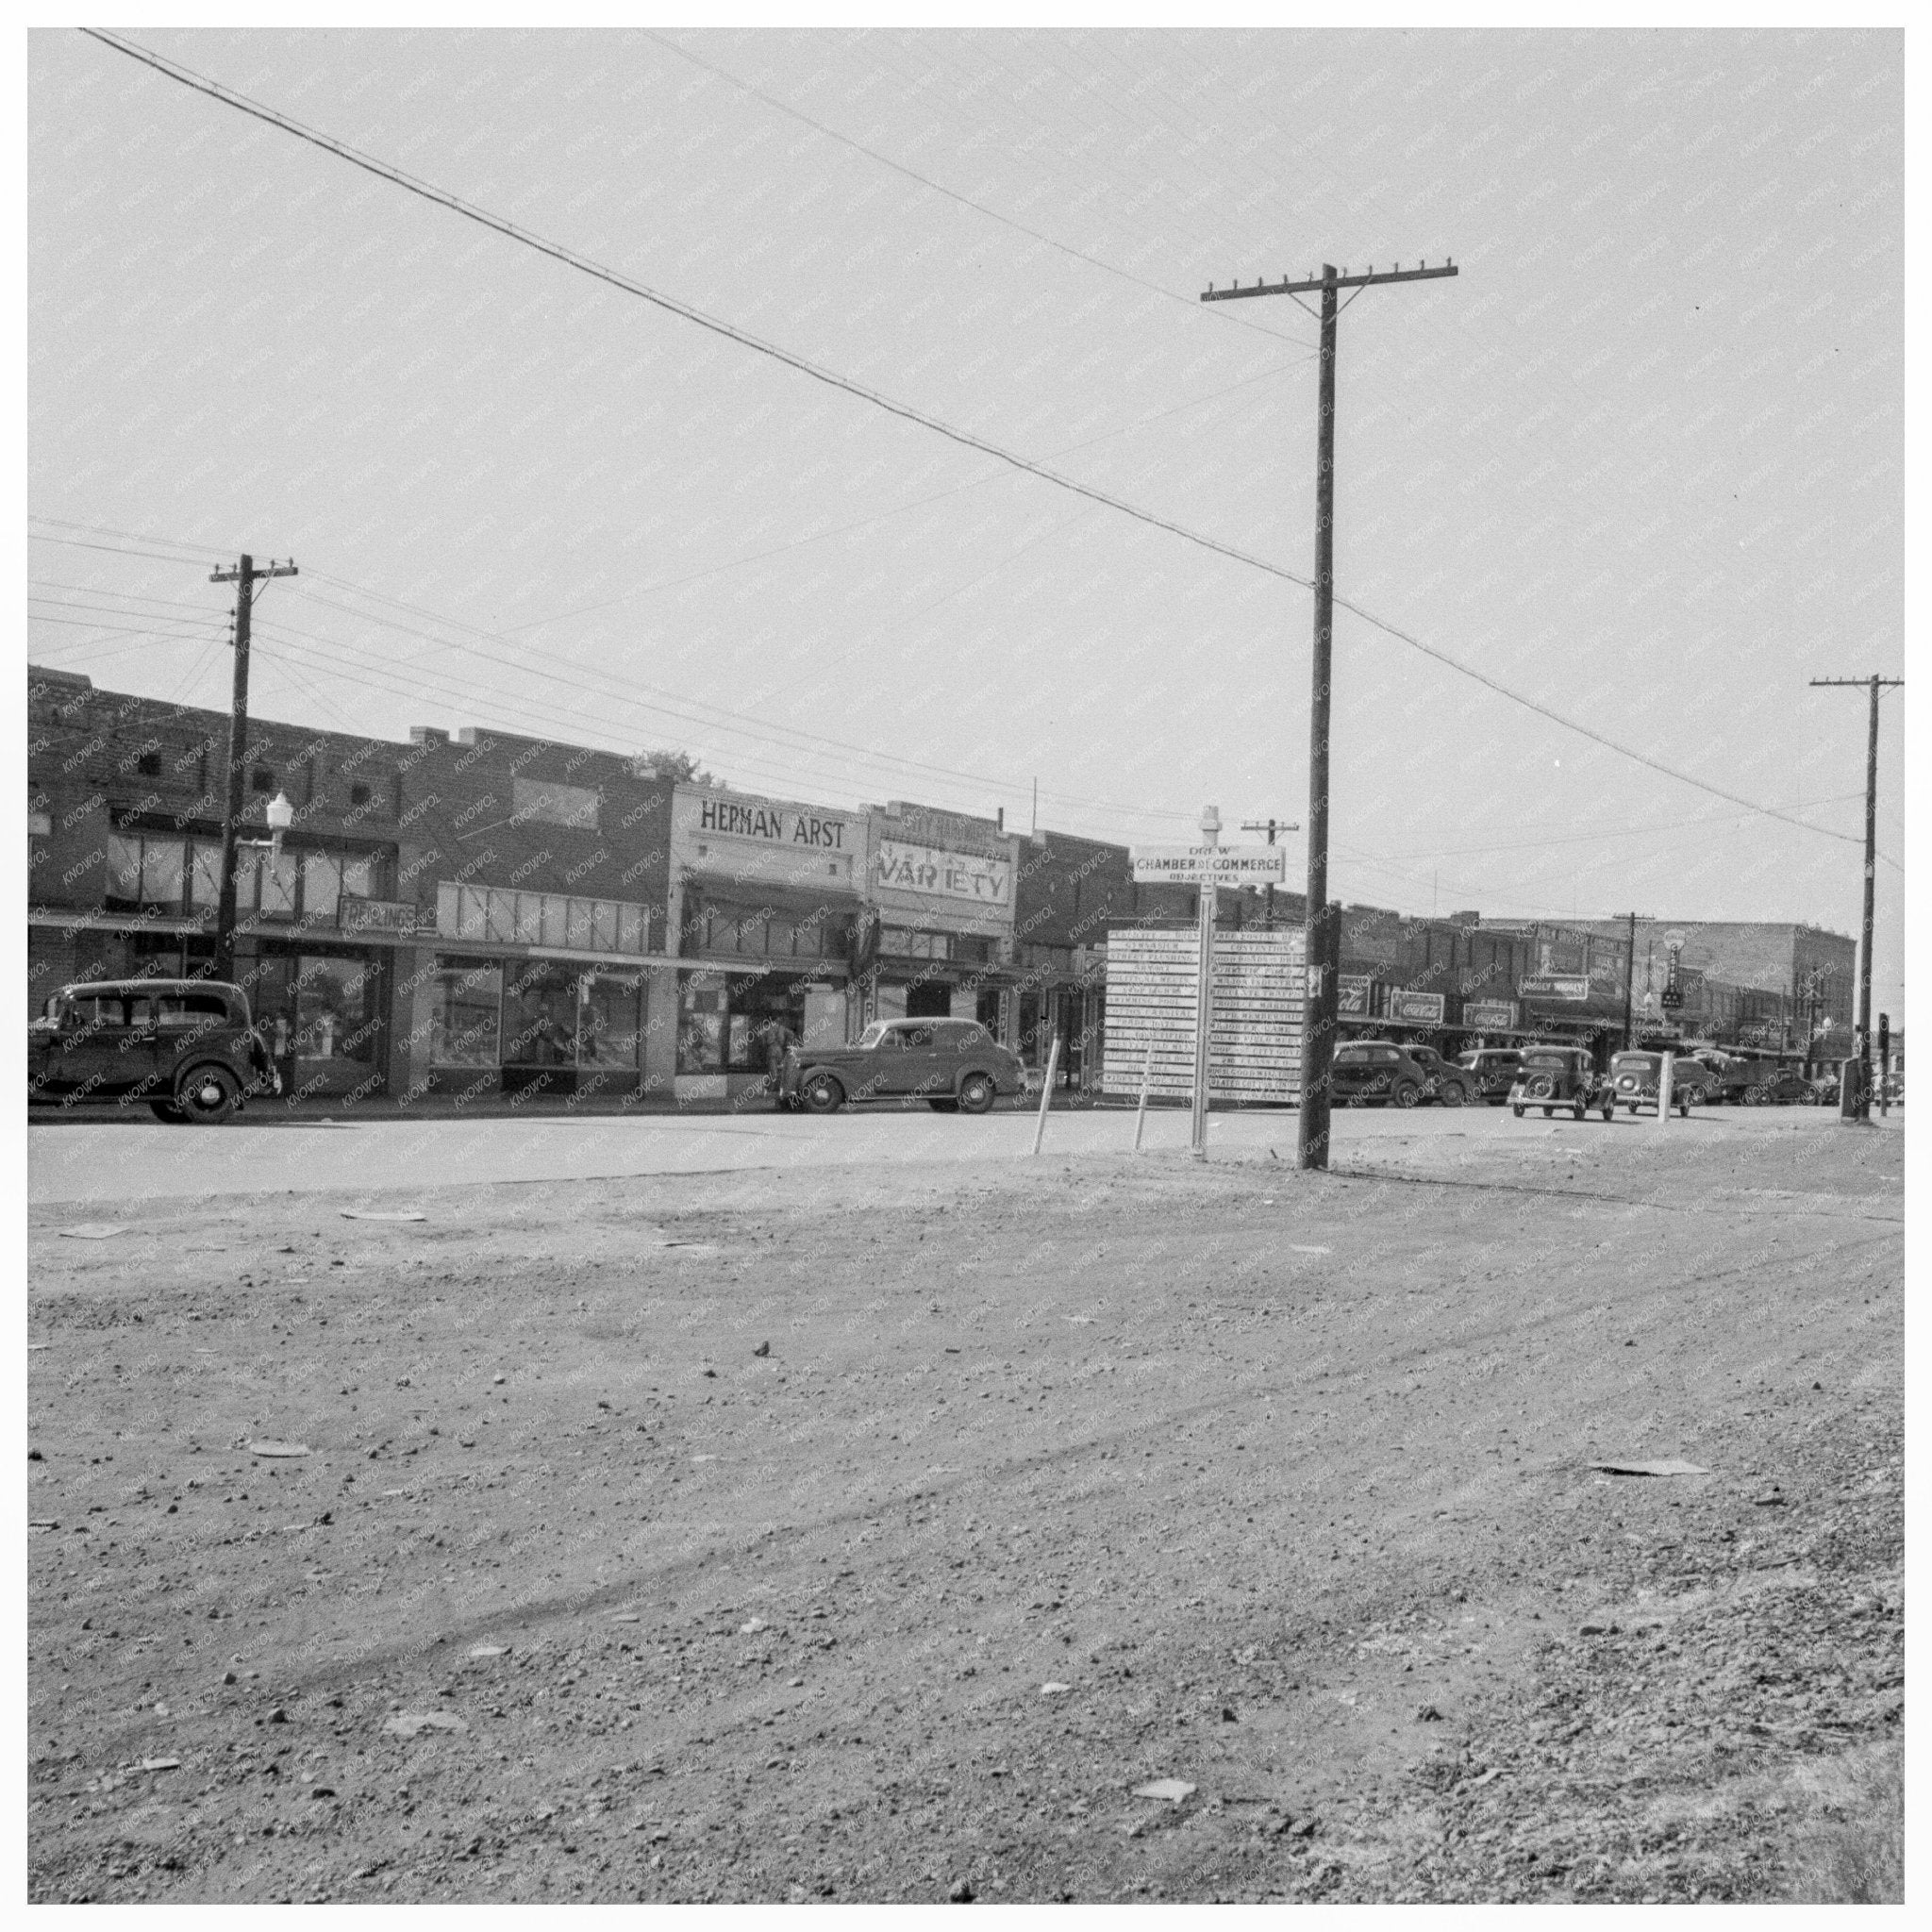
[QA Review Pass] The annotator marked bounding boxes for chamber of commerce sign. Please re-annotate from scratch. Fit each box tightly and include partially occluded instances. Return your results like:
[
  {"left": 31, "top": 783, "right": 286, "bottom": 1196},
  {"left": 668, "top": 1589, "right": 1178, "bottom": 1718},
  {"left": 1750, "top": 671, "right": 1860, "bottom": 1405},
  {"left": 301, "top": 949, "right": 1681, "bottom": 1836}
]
[
  {"left": 1129, "top": 844, "right": 1286, "bottom": 884},
  {"left": 875, "top": 840, "right": 1011, "bottom": 906}
]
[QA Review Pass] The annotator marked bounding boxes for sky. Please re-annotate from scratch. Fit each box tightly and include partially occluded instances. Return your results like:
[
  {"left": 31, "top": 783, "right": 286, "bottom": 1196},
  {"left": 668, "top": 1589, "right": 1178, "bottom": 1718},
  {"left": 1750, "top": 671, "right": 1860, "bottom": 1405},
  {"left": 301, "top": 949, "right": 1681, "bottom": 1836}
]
[{"left": 25, "top": 26, "right": 1906, "bottom": 1019}]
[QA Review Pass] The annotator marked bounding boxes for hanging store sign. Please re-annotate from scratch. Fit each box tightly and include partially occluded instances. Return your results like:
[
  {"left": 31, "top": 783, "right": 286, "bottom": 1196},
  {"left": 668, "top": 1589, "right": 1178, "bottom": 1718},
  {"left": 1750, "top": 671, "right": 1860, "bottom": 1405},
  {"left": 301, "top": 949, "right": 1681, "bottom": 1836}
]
[
  {"left": 1521, "top": 974, "right": 1591, "bottom": 1002},
  {"left": 1338, "top": 973, "right": 1374, "bottom": 1016},
  {"left": 1389, "top": 989, "right": 1446, "bottom": 1024},
  {"left": 1130, "top": 844, "right": 1287, "bottom": 884},
  {"left": 875, "top": 840, "right": 1011, "bottom": 906},
  {"left": 340, "top": 896, "right": 423, "bottom": 936},
  {"left": 1463, "top": 1000, "right": 1520, "bottom": 1031}
]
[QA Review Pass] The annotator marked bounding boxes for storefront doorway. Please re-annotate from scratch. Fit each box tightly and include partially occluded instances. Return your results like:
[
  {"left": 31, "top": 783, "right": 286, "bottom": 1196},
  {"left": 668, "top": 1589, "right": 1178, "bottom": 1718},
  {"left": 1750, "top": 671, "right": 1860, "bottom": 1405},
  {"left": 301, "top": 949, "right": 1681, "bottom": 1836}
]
[{"left": 248, "top": 947, "right": 388, "bottom": 1100}]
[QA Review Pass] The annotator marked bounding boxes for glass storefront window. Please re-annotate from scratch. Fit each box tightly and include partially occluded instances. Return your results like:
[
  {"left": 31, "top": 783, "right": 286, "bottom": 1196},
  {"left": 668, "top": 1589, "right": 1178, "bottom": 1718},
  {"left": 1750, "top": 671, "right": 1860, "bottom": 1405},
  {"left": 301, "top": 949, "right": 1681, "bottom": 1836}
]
[
  {"left": 304, "top": 854, "right": 341, "bottom": 922},
  {"left": 430, "top": 960, "right": 502, "bottom": 1065},
  {"left": 108, "top": 833, "right": 142, "bottom": 901},
  {"left": 503, "top": 960, "right": 576, "bottom": 1067},
  {"left": 292, "top": 955, "right": 375, "bottom": 1063},
  {"left": 341, "top": 855, "right": 375, "bottom": 900},
  {"left": 677, "top": 976, "right": 727, "bottom": 1073},
  {"left": 190, "top": 841, "right": 221, "bottom": 911},
  {"left": 578, "top": 974, "right": 644, "bottom": 1069}
]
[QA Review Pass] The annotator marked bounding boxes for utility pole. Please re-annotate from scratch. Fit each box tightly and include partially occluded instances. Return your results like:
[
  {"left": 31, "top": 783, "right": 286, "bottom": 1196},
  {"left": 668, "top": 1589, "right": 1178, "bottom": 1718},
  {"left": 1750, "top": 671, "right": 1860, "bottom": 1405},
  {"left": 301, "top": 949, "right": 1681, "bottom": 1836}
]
[
  {"left": 209, "top": 554, "right": 299, "bottom": 980},
  {"left": 1809, "top": 674, "right": 1901, "bottom": 1120},
  {"left": 1204, "top": 259, "right": 1457, "bottom": 1170},
  {"left": 1241, "top": 817, "right": 1300, "bottom": 928},
  {"left": 1191, "top": 805, "right": 1222, "bottom": 1160},
  {"left": 1621, "top": 911, "right": 1649, "bottom": 1052}
]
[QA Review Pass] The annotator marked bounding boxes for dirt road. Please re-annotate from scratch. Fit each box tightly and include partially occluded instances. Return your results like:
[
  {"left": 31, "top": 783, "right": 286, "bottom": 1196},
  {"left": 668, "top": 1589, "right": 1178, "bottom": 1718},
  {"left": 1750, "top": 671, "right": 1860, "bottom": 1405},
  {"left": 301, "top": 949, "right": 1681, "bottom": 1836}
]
[{"left": 26, "top": 1116, "right": 1903, "bottom": 1902}]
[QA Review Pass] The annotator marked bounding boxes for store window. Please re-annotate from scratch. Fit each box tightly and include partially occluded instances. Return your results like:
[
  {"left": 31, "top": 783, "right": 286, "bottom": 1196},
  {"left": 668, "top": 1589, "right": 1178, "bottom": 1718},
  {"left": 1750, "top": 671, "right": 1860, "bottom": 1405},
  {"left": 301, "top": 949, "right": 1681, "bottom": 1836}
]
[
  {"left": 430, "top": 960, "right": 503, "bottom": 1066},
  {"left": 291, "top": 956, "right": 377, "bottom": 1067},
  {"left": 504, "top": 961, "right": 578, "bottom": 1068},
  {"left": 676, "top": 972, "right": 806, "bottom": 1074},
  {"left": 438, "top": 882, "right": 649, "bottom": 957},
  {"left": 107, "top": 832, "right": 187, "bottom": 908}
]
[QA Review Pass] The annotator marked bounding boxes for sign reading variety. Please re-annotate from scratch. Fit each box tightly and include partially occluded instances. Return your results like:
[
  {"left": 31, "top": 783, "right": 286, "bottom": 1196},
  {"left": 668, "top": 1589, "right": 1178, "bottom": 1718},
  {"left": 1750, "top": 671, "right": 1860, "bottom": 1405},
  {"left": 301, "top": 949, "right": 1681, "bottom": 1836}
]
[
  {"left": 1129, "top": 844, "right": 1287, "bottom": 884},
  {"left": 874, "top": 841, "right": 1011, "bottom": 906}
]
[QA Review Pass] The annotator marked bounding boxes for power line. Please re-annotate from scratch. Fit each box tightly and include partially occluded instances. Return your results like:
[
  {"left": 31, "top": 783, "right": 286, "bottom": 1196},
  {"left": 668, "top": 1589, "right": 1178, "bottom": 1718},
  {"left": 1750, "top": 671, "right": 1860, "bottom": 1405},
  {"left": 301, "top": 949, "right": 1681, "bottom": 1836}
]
[
  {"left": 644, "top": 30, "right": 1316, "bottom": 351},
  {"left": 76, "top": 28, "right": 1874, "bottom": 858}
]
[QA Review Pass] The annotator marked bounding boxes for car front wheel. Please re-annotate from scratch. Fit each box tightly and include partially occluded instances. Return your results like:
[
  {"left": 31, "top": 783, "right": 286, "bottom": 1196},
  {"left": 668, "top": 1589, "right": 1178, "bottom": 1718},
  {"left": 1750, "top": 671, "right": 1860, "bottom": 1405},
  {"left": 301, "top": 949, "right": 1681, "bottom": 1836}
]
[
  {"left": 175, "top": 1063, "right": 241, "bottom": 1125},
  {"left": 1391, "top": 1081, "right": 1421, "bottom": 1108},
  {"left": 1511, "top": 1103, "right": 1524, "bottom": 1118},
  {"left": 802, "top": 1073, "right": 845, "bottom": 1115},
  {"left": 958, "top": 1073, "right": 996, "bottom": 1115},
  {"left": 1440, "top": 1082, "right": 1465, "bottom": 1108}
]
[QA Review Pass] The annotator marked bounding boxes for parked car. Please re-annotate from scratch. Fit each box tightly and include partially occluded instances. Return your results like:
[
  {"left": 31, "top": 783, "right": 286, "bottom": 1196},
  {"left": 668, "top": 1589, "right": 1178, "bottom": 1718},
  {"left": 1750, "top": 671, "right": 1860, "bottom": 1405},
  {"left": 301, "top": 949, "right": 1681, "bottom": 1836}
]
[
  {"left": 26, "top": 978, "right": 280, "bottom": 1124},
  {"left": 1330, "top": 1040, "right": 1437, "bottom": 1108},
  {"left": 1401, "top": 1042, "right": 1481, "bottom": 1107},
  {"left": 1608, "top": 1049, "right": 1703, "bottom": 1117},
  {"left": 1456, "top": 1046, "right": 1525, "bottom": 1104},
  {"left": 1744, "top": 1068, "right": 1818, "bottom": 1107},
  {"left": 1508, "top": 1046, "right": 1614, "bottom": 1120},
  {"left": 777, "top": 1018, "right": 1025, "bottom": 1115}
]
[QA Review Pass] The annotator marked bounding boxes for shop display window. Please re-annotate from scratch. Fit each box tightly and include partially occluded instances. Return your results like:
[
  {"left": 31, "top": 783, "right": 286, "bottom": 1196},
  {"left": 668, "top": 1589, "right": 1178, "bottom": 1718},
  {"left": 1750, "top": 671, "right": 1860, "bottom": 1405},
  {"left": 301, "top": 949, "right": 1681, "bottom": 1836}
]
[
  {"left": 677, "top": 976, "right": 726, "bottom": 1073},
  {"left": 504, "top": 961, "right": 577, "bottom": 1066},
  {"left": 677, "top": 971, "right": 809, "bottom": 1073},
  {"left": 430, "top": 960, "right": 503, "bottom": 1066},
  {"left": 292, "top": 955, "right": 376, "bottom": 1064},
  {"left": 303, "top": 853, "right": 341, "bottom": 922}
]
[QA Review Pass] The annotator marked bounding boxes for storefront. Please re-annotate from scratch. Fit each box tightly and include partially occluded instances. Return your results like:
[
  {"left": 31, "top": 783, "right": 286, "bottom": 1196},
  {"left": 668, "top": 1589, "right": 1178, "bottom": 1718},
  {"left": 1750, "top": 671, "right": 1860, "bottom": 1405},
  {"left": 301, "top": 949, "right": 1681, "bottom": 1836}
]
[
  {"left": 863, "top": 804, "right": 1023, "bottom": 1042},
  {"left": 406, "top": 878, "right": 668, "bottom": 1101},
  {"left": 668, "top": 784, "right": 861, "bottom": 1100}
]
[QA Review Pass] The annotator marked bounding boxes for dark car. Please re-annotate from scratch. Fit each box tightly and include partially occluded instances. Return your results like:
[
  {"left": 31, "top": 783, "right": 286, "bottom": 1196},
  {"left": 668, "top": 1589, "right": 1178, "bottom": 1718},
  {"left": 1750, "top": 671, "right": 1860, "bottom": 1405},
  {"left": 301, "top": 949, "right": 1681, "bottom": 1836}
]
[
  {"left": 1509, "top": 1046, "right": 1614, "bottom": 1120},
  {"left": 27, "top": 978, "right": 279, "bottom": 1124},
  {"left": 1745, "top": 1068, "right": 1817, "bottom": 1107},
  {"left": 1330, "top": 1040, "right": 1438, "bottom": 1108},
  {"left": 777, "top": 1017, "right": 1025, "bottom": 1115},
  {"left": 1608, "top": 1049, "right": 1704, "bottom": 1117},
  {"left": 1402, "top": 1042, "right": 1480, "bottom": 1107},
  {"left": 1456, "top": 1046, "right": 1524, "bottom": 1104}
]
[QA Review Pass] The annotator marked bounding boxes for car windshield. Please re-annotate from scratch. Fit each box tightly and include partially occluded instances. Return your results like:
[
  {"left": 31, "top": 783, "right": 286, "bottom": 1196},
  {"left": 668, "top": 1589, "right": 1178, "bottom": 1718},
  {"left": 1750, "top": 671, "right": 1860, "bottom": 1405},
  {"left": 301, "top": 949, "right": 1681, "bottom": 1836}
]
[{"left": 857, "top": 1023, "right": 890, "bottom": 1048}]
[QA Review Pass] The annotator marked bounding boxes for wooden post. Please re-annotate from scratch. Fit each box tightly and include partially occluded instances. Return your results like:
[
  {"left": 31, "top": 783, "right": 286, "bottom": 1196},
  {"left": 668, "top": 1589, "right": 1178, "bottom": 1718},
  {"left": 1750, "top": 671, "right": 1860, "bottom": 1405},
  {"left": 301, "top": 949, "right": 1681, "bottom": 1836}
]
[
  {"left": 1133, "top": 1038, "right": 1154, "bottom": 1154},
  {"left": 1031, "top": 1034, "right": 1061, "bottom": 1157},
  {"left": 1657, "top": 1049, "right": 1674, "bottom": 1125}
]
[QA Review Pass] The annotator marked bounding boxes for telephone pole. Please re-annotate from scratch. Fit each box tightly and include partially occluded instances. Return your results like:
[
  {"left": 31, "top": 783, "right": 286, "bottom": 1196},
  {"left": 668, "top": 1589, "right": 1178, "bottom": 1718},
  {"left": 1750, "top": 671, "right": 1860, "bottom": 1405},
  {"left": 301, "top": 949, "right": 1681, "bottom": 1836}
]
[
  {"left": 1808, "top": 675, "right": 1901, "bottom": 1120},
  {"left": 1204, "top": 259, "right": 1457, "bottom": 1169},
  {"left": 1241, "top": 817, "right": 1300, "bottom": 928},
  {"left": 209, "top": 554, "right": 299, "bottom": 979}
]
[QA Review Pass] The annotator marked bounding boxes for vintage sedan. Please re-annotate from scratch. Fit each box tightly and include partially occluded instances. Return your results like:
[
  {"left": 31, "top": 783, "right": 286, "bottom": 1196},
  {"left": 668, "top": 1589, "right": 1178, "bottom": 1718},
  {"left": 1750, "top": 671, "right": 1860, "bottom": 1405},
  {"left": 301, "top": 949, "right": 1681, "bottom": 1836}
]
[
  {"left": 777, "top": 1018, "right": 1026, "bottom": 1115},
  {"left": 1509, "top": 1046, "right": 1614, "bottom": 1120},
  {"left": 27, "top": 978, "right": 280, "bottom": 1124},
  {"left": 1608, "top": 1049, "right": 1703, "bottom": 1117}
]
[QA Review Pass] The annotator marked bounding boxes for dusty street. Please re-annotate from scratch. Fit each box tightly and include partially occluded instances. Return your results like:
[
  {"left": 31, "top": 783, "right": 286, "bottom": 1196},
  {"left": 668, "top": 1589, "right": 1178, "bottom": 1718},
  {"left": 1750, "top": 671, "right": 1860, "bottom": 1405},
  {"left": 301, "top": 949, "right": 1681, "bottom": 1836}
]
[{"left": 26, "top": 1110, "right": 1903, "bottom": 1903}]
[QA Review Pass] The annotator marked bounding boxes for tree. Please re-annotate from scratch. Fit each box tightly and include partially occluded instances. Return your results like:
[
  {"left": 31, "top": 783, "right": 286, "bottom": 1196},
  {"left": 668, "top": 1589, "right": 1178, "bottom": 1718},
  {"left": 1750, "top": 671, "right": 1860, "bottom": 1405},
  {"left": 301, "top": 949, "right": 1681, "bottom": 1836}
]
[{"left": 629, "top": 748, "right": 711, "bottom": 784}]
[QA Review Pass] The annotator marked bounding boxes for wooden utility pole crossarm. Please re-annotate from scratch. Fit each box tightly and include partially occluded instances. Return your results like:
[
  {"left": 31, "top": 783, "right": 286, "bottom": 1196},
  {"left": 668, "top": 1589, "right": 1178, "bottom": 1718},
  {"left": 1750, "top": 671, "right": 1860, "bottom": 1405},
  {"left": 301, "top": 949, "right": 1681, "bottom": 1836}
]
[{"left": 1203, "top": 257, "right": 1458, "bottom": 1170}]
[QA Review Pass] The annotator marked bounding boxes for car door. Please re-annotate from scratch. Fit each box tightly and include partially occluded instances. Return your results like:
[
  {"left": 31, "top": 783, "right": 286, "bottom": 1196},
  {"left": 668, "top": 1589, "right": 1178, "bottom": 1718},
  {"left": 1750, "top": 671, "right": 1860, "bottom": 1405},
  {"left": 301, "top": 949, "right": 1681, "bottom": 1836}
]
[
  {"left": 891, "top": 1023, "right": 942, "bottom": 1097},
  {"left": 120, "top": 991, "right": 170, "bottom": 1098},
  {"left": 47, "top": 991, "right": 133, "bottom": 1097}
]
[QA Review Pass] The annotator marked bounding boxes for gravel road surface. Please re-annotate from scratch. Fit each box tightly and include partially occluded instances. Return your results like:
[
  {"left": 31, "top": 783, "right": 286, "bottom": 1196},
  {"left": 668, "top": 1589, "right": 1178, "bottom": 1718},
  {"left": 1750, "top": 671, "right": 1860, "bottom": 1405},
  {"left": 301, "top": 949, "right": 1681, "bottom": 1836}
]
[{"left": 27, "top": 1112, "right": 1902, "bottom": 1902}]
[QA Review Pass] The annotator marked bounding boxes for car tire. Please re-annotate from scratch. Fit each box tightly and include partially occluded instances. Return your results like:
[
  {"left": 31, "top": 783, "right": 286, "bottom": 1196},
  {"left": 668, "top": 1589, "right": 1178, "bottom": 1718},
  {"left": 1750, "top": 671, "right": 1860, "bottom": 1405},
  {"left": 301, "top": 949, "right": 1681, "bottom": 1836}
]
[
  {"left": 175, "top": 1063, "right": 241, "bottom": 1125},
  {"left": 927, "top": 1098, "right": 959, "bottom": 1113},
  {"left": 1573, "top": 1102, "right": 1586, "bottom": 1121},
  {"left": 1391, "top": 1081, "right": 1421, "bottom": 1108},
  {"left": 1440, "top": 1082, "right": 1465, "bottom": 1108},
  {"left": 1511, "top": 1103, "right": 1524, "bottom": 1118},
  {"left": 1678, "top": 1098, "right": 1690, "bottom": 1117},
  {"left": 149, "top": 1097, "right": 185, "bottom": 1124},
  {"left": 958, "top": 1073, "right": 996, "bottom": 1115},
  {"left": 802, "top": 1073, "right": 845, "bottom": 1115},
  {"left": 1601, "top": 1105, "right": 1614, "bottom": 1121}
]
